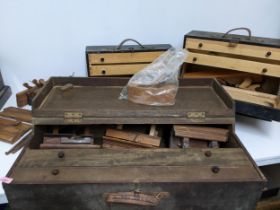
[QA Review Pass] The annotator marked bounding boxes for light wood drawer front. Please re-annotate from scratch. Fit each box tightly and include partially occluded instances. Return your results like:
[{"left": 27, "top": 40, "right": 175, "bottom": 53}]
[
  {"left": 185, "top": 38, "right": 280, "bottom": 61},
  {"left": 89, "top": 64, "right": 148, "bottom": 76},
  {"left": 88, "top": 51, "right": 163, "bottom": 64},
  {"left": 186, "top": 52, "right": 280, "bottom": 77}
]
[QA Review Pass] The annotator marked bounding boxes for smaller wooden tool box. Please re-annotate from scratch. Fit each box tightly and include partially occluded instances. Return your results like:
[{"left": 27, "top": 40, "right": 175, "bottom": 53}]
[
  {"left": 0, "top": 70, "right": 11, "bottom": 109},
  {"left": 183, "top": 28, "right": 280, "bottom": 121},
  {"left": 86, "top": 38, "right": 171, "bottom": 76}
]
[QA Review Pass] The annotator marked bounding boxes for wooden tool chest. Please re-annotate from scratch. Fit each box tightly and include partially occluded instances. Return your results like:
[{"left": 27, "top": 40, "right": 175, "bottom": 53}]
[
  {"left": 86, "top": 39, "right": 171, "bottom": 76},
  {"left": 4, "top": 77, "right": 265, "bottom": 210},
  {"left": 0, "top": 70, "right": 11, "bottom": 109},
  {"left": 183, "top": 28, "right": 280, "bottom": 121}
]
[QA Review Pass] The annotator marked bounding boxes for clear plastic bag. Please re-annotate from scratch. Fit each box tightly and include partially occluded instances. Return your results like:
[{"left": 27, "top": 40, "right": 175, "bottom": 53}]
[{"left": 119, "top": 47, "right": 187, "bottom": 106}]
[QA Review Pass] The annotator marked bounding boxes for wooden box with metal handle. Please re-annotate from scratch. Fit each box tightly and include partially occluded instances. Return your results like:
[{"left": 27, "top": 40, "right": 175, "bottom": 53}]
[
  {"left": 183, "top": 28, "right": 280, "bottom": 121},
  {"left": 3, "top": 77, "right": 265, "bottom": 210},
  {"left": 86, "top": 39, "right": 171, "bottom": 76}
]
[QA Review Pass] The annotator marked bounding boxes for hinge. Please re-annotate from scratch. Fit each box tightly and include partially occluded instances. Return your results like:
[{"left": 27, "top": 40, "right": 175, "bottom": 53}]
[
  {"left": 187, "top": 112, "right": 206, "bottom": 122},
  {"left": 64, "top": 112, "right": 83, "bottom": 123}
]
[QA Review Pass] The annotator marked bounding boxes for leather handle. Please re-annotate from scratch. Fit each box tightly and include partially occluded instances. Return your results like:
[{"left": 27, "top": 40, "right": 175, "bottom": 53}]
[
  {"left": 105, "top": 191, "right": 170, "bottom": 206},
  {"left": 117, "top": 38, "right": 145, "bottom": 50},
  {"left": 223, "top": 27, "right": 252, "bottom": 39}
]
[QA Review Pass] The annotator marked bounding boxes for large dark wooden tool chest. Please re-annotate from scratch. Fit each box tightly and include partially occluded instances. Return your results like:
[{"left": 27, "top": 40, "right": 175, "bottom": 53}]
[
  {"left": 86, "top": 39, "right": 171, "bottom": 76},
  {"left": 4, "top": 77, "right": 265, "bottom": 210},
  {"left": 0, "top": 70, "right": 11, "bottom": 109},
  {"left": 183, "top": 28, "right": 280, "bottom": 121}
]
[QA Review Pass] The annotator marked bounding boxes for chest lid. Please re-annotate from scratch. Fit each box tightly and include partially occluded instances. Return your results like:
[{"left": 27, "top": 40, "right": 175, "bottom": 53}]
[
  {"left": 32, "top": 77, "right": 234, "bottom": 125},
  {"left": 185, "top": 28, "right": 280, "bottom": 48},
  {"left": 87, "top": 38, "right": 171, "bottom": 54}
]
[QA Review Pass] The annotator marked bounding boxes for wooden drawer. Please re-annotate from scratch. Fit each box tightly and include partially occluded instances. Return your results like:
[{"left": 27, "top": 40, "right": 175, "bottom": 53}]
[
  {"left": 4, "top": 133, "right": 264, "bottom": 210},
  {"left": 86, "top": 40, "right": 171, "bottom": 76},
  {"left": 186, "top": 52, "right": 280, "bottom": 77},
  {"left": 186, "top": 38, "right": 280, "bottom": 62},
  {"left": 88, "top": 51, "right": 164, "bottom": 64},
  {"left": 89, "top": 63, "right": 148, "bottom": 76}
]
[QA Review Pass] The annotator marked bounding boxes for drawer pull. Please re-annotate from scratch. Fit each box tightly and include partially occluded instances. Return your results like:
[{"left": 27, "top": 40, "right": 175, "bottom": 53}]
[
  {"left": 192, "top": 57, "right": 197, "bottom": 62},
  {"left": 198, "top": 43, "right": 203, "bottom": 48},
  {"left": 100, "top": 58, "right": 105, "bottom": 62},
  {"left": 51, "top": 169, "right": 60, "bottom": 176},
  {"left": 266, "top": 52, "right": 272, "bottom": 57},
  {"left": 105, "top": 191, "right": 170, "bottom": 206},
  {"left": 57, "top": 151, "right": 65, "bottom": 159},
  {"left": 101, "top": 70, "right": 106, "bottom": 75},
  {"left": 204, "top": 151, "right": 212, "bottom": 157},
  {"left": 262, "top": 68, "right": 268, "bottom": 74},
  {"left": 211, "top": 166, "right": 220, "bottom": 174}
]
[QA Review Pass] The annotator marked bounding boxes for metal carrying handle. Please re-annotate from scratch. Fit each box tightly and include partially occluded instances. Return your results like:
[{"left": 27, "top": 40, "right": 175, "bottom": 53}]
[
  {"left": 117, "top": 38, "right": 145, "bottom": 49},
  {"left": 105, "top": 191, "right": 170, "bottom": 206},
  {"left": 223, "top": 27, "right": 252, "bottom": 39}
]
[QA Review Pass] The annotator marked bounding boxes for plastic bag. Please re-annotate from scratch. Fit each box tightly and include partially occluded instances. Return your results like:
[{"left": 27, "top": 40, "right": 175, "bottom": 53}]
[{"left": 119, "top": 47, "right": 187, "bottom": 106}]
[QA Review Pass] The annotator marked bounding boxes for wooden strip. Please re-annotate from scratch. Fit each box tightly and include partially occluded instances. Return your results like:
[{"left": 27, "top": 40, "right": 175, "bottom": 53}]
[
  {"left": 0, "top": 107, "right": 32, "bottom": 123},
  {"left": 106, "top": 128, "right": 161, "bottom": 147},
  {"left": 18, "top": 148, "right": 252, "bottom": 168},
  {"left": 89, "top": 64, "right": 148, "bottom": 76},
  {"left": 174, "top": 125, "right": 229, "bottom": 142},
  {"left": 103, "top": 136, "right": 156, "bottom": 148},
  {"left": 223, "top": 86, "right": 280, "bottom": 108},
  {"left": 40, "top": 144, "right": 100, "bottom": 149},
  {"left": 186, "top": 52, "right": 280, "bottom": 77},
  {"left": 186, "top": 38, "right": 280, "bottom": 62},
  {"left": 0, "top": 118, "right": 31, "bottom": 144},
  {"left": 10, "top": 165, "right": 261, "bottom": 184},
  {"left": 88, "top": 51, "right": 163, "bottom": 64}
]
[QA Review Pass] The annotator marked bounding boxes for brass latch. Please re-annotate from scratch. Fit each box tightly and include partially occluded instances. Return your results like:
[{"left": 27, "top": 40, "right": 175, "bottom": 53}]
[
  {"left": 64, "top": 112, "right": 83, "bottom": 123},
  {"left": 187, "top": 112, "right": 206, "bottom": 122}
]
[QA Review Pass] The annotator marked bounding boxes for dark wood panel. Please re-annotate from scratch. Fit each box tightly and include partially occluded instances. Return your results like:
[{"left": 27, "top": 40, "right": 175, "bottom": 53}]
[
  {"left": 11, "top": 165, "right": 260, "bottom": 184},
  {"left": 18, "top": 148, "right": 252, "bottom": 168}
]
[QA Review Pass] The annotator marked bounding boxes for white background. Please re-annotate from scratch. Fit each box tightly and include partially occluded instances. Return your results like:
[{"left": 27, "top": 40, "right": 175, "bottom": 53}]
[{"left": 0, "top": 0, "right": 280, "bottom": 203}]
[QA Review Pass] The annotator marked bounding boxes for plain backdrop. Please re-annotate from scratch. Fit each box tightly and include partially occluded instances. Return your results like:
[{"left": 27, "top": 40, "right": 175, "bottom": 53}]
[{"left": 0, "top": 0, "right": 280, "bottom": 163}]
